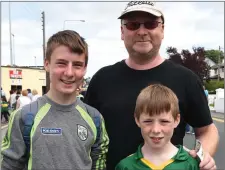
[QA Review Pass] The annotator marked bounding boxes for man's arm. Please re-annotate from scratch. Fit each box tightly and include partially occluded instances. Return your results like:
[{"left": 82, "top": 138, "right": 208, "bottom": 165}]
[
  {"left": 190, "top": 123, "right": 218, "bottom": 170},
  {"left": 195, "top": 123, "right": 219, "bottom": 156},
  {"left": 184, "top": 72, "right": 218, "bottom": 170},
  {"left": 1, "top": 109, "right": 27, "bottom": 170},
  {"left": 91, "top": 114, "right": 109, "bottom": 170}
]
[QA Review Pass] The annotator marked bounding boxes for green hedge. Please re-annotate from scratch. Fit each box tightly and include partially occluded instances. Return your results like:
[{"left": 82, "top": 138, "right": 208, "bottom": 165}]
[{"left": 204, "top": 80, "right": 224, "bottom": 94}]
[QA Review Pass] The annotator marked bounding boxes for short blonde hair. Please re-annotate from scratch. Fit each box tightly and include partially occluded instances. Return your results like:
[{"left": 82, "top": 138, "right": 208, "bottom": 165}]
[
  {"left": 134, "top": 84, "right": 179, "bottom": 120},
  {"left": 22, "top": 89, "right": 28, "bottom": 96},
  {"left": 32, "top": 89, "right": 38, "bottom": 95}
]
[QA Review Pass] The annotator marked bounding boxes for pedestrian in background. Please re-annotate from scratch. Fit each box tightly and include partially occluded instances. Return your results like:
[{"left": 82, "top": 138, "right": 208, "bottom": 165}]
[
  {"left": 27, "top": 89, "right": 33, "bottom": 100},
  {"left": 31, "top": 89, "right": 41, "bottom": 102},
  {"left": 16, "top": 89, "right": 31, "bottom": 109},
  {"left": 1, "top": 96, "right": 10, "bottom": 123}
]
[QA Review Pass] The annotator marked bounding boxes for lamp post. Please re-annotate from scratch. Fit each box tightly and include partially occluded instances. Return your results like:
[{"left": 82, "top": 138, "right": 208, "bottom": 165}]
[
  {"left": 63, "top": 20, "right": 85, "bottom": 30},
  {"left": 34, "top": 56, "right": 37, "bottom": 67},
  {"left": 218, "top": 46, "right": 224, "bottom": 81},
  {"left": 9, "top": 2, "right": 13, "bottom": 66},
  {"left": 11, "top": 33, "right": 15, "bottom": 65}
]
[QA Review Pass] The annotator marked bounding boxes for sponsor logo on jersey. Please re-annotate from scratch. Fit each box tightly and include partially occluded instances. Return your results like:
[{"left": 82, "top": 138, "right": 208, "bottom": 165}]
[{"left": 41, "top": 127, "right": 62, "bottom": 135}]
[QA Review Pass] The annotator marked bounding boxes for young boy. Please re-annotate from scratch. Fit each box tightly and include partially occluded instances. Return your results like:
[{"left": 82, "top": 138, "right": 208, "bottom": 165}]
[
  {"left": 116, "top": 84, "right": 199, "bottom": 170},
  {"left": 1, "top": 30, "right": 109, "bottom": 170}
]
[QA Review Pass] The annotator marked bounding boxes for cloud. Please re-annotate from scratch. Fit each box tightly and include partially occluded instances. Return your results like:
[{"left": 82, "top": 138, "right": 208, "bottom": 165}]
[{"left": 1, "top": 1, "right": 224, "bottom": 77}]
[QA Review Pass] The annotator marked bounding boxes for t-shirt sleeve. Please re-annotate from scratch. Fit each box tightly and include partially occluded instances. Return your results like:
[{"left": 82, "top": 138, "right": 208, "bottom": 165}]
[
  {"left": 115, "top": 161, "right": 127, "bottom": 170},
  {"left": 1, "top": 109, "right": 27, "bottom": 170},
  {"left": 90, "top": 109, "right": 109, "bottom": 170},
  {"left": 187, "top": 158, "right": 200, "bottom": 170},
  {"left": 184, "top": 72, "right": 213, "bottom": 127}
]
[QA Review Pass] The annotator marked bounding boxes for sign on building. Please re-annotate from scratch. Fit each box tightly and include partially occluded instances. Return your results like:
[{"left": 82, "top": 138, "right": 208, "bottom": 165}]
[
  {"left": 9, "top": 69, "right": 22, "bottom": 79},
  {"left": 11, "top": 79, "right": 22, "bottom": 85}
]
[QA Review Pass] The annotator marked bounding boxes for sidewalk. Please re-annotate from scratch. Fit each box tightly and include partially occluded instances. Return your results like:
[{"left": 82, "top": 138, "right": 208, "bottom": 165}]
[
  {"left": 211, "top": 111, "right": 224, "bottom": 120},
  {"left": 1, "top": 122, "right": 8, "bottom": 129}
]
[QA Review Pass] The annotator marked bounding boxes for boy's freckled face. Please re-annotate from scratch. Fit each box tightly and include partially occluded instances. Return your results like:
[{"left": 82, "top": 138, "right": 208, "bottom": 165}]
[{"left": 135, "top": 112, "right": 180, "bottom": 149}]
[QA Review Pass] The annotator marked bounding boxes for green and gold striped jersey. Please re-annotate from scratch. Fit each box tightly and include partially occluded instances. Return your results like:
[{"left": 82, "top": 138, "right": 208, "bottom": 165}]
[{"left": 116, "top": 145, "right": 200, "bottom": 170}]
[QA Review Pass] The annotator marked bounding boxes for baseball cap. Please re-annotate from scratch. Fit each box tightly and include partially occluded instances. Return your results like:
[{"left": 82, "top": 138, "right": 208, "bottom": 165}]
[{"left": 118, "top": 1, "right": 164, "bottom": 23}]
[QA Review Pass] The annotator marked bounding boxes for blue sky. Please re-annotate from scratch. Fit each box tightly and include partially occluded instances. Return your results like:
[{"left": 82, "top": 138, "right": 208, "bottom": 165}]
[{"left": 2, "top": 1, "right": 224, "bottom": 77}]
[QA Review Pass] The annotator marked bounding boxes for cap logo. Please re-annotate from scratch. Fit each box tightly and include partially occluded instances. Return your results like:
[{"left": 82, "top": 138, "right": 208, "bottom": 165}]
[{"left": 125, "top": 1, "right": 155, "bottom": 10}]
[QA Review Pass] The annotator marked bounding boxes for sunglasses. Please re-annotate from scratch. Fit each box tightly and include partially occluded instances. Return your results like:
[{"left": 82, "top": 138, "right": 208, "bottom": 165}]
[{"left": 123, "top": 21, "right": 163, "bottom": 31}]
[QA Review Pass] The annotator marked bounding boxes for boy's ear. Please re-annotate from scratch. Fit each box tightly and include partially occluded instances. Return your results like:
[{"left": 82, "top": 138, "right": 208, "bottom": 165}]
[
  {"left": 174, "top": 113, "right": 180, "bottom": 128},
  {"left": 44, "top": 59, "right": 50, "bottom": 72},
  {"left": 135, "top": 116, "right": 140, "bottom": 127}
]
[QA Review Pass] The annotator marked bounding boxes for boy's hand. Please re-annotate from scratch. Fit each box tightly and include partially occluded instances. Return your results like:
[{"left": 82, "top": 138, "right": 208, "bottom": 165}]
[{"left": 189, "top": 150, "right": 217, "bottom": 170}]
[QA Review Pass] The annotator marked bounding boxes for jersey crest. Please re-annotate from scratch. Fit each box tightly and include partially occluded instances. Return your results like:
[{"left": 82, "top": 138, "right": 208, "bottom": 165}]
[{"left": 77, "top": 124, "right": 88, "bottom": 141}]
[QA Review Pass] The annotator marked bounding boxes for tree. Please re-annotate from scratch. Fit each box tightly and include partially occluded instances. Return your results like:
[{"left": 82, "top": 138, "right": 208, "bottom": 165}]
[
  {"left": 167, "top": 46, "right": 210, "bottom": 83},
  {"left": 205, "top": 49, "right": 224, "bottom": 64}
]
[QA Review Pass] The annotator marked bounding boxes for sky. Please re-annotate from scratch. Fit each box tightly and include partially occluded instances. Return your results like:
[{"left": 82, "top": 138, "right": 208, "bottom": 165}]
[{"left": 1, "top": 1, "right": 224, "bottom": 77}]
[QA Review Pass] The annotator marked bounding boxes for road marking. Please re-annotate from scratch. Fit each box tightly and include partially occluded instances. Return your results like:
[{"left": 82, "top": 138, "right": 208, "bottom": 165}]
[
  {"left": 1, "top": 124, "right": 8, "bottom": 129},
  {"left": 212, "top": 117, "right": 224, "bottom": 123}
]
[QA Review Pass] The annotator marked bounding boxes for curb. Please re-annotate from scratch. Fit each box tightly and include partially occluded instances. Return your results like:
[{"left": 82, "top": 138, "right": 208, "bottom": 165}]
[
  {"left": 212, "top": 117, "right": 224, "bottom": 123},
  {"left": 211, "top": 114, "right": 224, "bottom": 120}
]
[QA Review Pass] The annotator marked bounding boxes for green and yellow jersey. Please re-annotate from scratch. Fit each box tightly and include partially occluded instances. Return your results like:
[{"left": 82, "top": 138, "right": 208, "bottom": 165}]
[{"left": 116, "top": 145, "right": 200, "bottom": 170}]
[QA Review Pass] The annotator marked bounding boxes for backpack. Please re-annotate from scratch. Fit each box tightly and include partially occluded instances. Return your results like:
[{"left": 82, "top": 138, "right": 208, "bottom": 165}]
[{"left": 21, "top": 100, "right": 101, "bottom": 156}]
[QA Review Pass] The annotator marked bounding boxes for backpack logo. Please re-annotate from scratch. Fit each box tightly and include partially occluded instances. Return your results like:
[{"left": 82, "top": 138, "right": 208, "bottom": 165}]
[{"left": 77, "top": 125, "right": 88, "bottom": 141}]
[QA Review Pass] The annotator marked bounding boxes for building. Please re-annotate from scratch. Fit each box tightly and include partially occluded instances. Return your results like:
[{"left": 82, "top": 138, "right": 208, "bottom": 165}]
[
  {"left": 210, "top": 63, "right": 224, "bottom": 79},
  {"left": 205, "top": 58, "right": 224, "bottom": 80},
  {"left": 1, "top": 66, "right": 46, "bottom": 99}
]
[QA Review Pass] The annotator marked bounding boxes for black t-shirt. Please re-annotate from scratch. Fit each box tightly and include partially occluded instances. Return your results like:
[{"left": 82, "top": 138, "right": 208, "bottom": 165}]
[{"left": 84, "top": 59, "right": 212, "bottom": 170}]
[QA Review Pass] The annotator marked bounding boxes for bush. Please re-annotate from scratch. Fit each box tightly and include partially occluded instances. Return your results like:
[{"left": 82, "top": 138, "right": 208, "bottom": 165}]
[{"left": 204, "top": 80, "right": 224, "bottom": 93}]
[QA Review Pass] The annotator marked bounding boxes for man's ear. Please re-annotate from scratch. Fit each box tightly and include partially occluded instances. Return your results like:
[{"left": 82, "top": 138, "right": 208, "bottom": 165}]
[
  {"left": 44, "top": 59, "right": 50, "bottom": 72},
  {"left": 121, "top": 26, "right": 124, "bottom": 40},
  {"left": 135, "top": 116, "right": 140, "bottom": 128}
]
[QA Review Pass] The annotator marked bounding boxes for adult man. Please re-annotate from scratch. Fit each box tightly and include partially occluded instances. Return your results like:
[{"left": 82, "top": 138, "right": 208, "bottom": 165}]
[
  {"left": 84, "top": 1, "right": 218, "bottom": 170},
  {"left": 1, "top": 30, "right": 109, "bottom": 170}
]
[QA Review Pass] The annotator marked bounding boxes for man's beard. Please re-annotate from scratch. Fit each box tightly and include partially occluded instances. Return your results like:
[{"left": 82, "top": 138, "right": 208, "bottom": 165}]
[{"left": 130, "top": 45, "right": 161, "bottom": 64}]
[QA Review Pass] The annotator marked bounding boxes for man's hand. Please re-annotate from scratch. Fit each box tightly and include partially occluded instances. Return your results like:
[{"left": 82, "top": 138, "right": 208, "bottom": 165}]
[{"left": 189, "top": 150, "right": 217, "bottom": 170}]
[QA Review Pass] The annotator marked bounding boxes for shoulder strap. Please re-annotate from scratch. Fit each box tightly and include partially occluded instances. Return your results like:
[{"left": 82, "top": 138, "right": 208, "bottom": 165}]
[
  {"left": 21, "top": 101, "right": 39, "bottom": 156},
  {"left": 76, "top": 104, "right": 101, "bottom": 143},
  {"left": 85, "top": 106, "right": 101, "bottom": 143}
]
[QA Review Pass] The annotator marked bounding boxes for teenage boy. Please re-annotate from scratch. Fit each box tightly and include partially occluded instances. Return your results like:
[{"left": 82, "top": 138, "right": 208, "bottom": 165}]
[
  {"left": 116, "top": 84, "right": 200, "bottom": 170},
  {"left": 1, "top": 30, "right": 109, "bottom": 170}
]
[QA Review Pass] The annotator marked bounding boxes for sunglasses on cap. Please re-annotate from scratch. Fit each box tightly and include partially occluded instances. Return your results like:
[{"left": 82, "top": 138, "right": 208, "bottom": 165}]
[{"left": 123, "top": 21, "right": 163, "bottom": 31}]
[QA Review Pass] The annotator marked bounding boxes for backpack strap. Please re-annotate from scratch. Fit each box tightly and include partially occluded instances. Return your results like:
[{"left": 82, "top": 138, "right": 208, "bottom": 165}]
[
  {"left": 75, "top": 104, "right": 101, "bottom": 144},
  {"left": 86, "top": 107, "right": 101, "bottom": 143},
  {"left": 21, "top": 101, "right": 39, "bottom": 156}
]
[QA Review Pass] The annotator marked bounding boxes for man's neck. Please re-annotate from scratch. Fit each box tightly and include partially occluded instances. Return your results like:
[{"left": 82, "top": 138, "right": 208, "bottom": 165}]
[
  {"left": 142, "top": 142, "right": 178, "bottom": 165},
  {"left": 126, "top": 55, "right": 165, "bottom": 70},
  {"left": 46, "top": 90, "right": 77, "bottom": 105}
]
